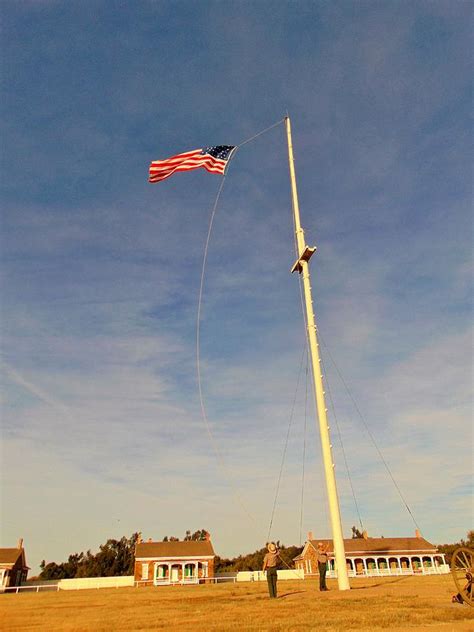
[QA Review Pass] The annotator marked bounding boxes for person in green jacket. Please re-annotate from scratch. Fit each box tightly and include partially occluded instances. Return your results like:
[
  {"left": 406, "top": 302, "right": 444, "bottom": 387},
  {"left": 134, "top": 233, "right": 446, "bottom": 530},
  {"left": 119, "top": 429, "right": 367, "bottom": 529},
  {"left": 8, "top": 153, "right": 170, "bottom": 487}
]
[{"left": 317, "top": 542, "right": 329, "bottom": 591}]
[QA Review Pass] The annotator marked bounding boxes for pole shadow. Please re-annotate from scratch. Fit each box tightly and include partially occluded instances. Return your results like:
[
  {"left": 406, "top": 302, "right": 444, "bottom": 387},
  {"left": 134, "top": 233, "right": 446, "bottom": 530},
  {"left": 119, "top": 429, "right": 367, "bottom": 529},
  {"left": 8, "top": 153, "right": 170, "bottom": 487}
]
[
  {"left": 351, "top": 577, "right": 411, "bottom": 590},
  {"left": 277, "top": 590, "right": 307, "bottom": 598}
]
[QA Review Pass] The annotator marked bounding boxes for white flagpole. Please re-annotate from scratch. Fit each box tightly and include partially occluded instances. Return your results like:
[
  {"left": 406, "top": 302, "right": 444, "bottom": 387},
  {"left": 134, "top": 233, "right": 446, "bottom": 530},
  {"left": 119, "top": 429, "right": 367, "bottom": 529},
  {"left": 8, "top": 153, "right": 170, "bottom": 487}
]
[{"left": 285, "top": 116, "right": 350, "bottom": 591}]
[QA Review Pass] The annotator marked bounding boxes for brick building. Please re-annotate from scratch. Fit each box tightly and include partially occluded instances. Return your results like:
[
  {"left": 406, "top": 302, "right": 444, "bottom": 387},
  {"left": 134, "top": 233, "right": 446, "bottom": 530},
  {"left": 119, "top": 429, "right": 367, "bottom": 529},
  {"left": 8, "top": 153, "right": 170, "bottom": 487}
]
[
  {"left": 134, "top": 535, "right": 215, "bottom": 585},
  {"left": 294, "top": 531, "right": 449, "bottom": 577}
]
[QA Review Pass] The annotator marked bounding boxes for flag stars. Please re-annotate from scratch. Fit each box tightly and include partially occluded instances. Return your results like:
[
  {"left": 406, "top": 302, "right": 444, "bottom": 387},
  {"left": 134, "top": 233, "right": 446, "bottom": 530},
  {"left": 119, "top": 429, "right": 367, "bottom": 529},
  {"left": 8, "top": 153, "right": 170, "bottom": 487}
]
[{"left": 202, "top": 146, "right": 235, "bottom": 160}]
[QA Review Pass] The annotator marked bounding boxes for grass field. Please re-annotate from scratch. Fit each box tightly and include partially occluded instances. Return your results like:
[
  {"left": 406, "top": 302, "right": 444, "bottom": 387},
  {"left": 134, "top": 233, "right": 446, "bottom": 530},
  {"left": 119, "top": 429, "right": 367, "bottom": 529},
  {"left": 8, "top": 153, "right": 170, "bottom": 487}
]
[{"left": 1, "top": 576, "right": 473, "bottom": 631}]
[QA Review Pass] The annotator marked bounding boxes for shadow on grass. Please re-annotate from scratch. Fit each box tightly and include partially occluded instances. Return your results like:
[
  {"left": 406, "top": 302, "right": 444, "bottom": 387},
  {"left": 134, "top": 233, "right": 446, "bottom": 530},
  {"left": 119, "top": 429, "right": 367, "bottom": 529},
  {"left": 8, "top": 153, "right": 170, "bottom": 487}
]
[
  {"left": 277, "top": 590, "right": 306, "bottom": 599},
  {"left": 350, "top": 577, "right": 412, "bottom": 590}
]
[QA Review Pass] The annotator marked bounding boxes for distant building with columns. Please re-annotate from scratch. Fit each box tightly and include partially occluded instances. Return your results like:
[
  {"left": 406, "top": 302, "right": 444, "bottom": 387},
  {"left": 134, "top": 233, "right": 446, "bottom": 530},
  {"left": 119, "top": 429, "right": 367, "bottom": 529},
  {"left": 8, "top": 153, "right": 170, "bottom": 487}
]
[
  {"left": 294, "top": 530, "right": 449, "bottom": 578},
  {"left": 134, "top": 534, "right": 215, "bottom": 585}
]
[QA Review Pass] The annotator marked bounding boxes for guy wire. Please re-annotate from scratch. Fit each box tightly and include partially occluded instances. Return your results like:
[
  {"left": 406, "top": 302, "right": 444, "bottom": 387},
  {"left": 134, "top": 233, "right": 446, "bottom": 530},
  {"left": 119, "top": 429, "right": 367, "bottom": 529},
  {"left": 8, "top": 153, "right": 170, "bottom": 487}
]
[
  {"left": 319, "top": 353, "right": 365, "bottom": 533},
  {"left": 318, "top": 333, "right": 423, "bottom": 533}
]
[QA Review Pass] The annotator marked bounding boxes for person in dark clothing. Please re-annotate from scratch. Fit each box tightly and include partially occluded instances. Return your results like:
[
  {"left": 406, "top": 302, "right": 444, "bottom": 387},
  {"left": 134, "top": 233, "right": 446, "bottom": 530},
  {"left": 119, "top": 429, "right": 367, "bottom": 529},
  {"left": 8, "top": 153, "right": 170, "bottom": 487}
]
[
  {"left": 263, "top": 542, "right": 280, "bottom": 598},
  {"left": 317, "top": 542, "right": 329, "bottom": 591}
]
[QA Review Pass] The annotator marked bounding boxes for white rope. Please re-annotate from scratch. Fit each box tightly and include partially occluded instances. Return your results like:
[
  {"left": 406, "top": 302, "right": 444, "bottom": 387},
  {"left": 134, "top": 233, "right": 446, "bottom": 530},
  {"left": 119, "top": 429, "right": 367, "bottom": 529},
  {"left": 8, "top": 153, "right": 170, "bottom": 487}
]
[
  {"left": 267, "top": 344, "right": 308, "bottom": 543},
  {"left": 237, "top": 119, "right": 286, "bottom": 149},
  {"left": 196, "top": 172, "right": 261, "bottom": 531},
  {"left": 298, "top": 360, "right": 309, "bottom": 546},
  {"left": 195, "top": 119, "right": 286, "bottom": 539}
]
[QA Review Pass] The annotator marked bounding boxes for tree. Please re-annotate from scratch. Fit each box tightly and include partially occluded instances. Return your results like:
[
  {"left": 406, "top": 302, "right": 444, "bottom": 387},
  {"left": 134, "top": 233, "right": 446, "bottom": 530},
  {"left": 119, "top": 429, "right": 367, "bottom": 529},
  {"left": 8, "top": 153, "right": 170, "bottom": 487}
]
[
  {"left": 214, "top": 543, "right": 303, "bottom": 573},
  {"left": 437, "top": 531, "right": 474, "bottom": 565},
  {"left": 162, "top": 529, "right": 209, "bottom": 542},
  {"left": 39, "top": 533, "right": 140, "bottom": 580}
]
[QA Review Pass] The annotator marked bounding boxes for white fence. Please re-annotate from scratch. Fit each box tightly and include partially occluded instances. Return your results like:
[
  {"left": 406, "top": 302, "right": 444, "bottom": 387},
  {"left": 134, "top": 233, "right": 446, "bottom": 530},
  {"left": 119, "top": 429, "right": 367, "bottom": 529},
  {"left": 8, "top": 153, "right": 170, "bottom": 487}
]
[
  {"left": 4, "top": 576, "right": 236, "bottom": 593},
  {"left": 2, "top": 576, "right": 134, "bottom": 594},
  {"left": 237, "top": 569, "right": 304, "bottom": 582},
  {"left": 58, "top": 576, "right": 134, "bottom": 590},
  {"left": 2, "top": 584, "right": 60, "bottom": 594}
]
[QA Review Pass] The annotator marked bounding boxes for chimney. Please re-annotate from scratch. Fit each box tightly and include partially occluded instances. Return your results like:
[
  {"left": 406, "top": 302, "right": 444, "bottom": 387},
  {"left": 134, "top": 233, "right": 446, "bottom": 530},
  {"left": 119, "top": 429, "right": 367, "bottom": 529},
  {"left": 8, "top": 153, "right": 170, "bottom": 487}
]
[
  {"left": 17, "top": 538, "right": 23, "bottom": 549},
  {"left": 415, "top": 529, "right": 422, "bottom": 538},
  {"left": 148, "top": 537, "right": 152, "bottom": 543},
  {"left": 362, "top": 530, "right": 368, "bottom": 540},
  {"left": 308, "top": 531, "right": 314, "bottom": 541},
  {"left": 205, "top": 531, "right": 210, "bottom": 541},
  {"left": 137, "top": 533, "right": 142, "bottom": 544}
]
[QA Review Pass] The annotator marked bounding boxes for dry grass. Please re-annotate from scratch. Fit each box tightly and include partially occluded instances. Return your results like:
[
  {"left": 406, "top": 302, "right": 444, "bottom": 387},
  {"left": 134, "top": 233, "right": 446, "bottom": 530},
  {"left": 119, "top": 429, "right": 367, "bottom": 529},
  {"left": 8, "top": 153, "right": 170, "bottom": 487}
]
[{"left": 1, "top": 575, "right": 473, "bottom": 631}]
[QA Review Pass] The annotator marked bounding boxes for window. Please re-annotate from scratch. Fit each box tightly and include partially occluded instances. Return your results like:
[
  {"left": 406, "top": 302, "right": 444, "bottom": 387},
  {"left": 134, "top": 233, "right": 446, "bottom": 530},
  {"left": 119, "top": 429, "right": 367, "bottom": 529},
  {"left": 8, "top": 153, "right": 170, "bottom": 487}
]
[
  {"left": 157, "top": 565, "right": 166, "bottom": 578},
  {"left": 141, "top": 563, "right": 149, "bottom": 580}
]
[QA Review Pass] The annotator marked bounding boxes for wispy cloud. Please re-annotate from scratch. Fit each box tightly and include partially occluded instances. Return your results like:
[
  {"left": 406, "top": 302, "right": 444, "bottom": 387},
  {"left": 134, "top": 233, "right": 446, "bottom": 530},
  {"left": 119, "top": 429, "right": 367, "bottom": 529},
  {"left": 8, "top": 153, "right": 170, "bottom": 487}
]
[{"left": 2, "top": 362, "right": 72, "bottom": 414}]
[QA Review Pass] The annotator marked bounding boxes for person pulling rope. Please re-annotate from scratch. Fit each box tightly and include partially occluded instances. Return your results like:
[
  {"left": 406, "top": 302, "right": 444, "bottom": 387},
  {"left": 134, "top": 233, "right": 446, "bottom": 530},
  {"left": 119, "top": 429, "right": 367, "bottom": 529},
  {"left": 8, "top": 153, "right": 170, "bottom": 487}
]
[{"left": 262, "top": 542, "right": 280, "bottom": 599}]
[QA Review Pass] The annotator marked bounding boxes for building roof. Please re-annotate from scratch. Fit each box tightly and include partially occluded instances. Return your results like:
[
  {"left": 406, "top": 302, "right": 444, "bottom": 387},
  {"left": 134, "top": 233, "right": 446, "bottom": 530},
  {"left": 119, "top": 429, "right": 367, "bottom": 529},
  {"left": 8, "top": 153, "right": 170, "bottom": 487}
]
[
  {"left": 294, "top": 537, "right": 438, "bottom": 560},
  {"left": 135, "top": 540, "right": 215, "bottom": 559},
  {"left": 0, "top": 547, "right": 28, "bottom": 568}
]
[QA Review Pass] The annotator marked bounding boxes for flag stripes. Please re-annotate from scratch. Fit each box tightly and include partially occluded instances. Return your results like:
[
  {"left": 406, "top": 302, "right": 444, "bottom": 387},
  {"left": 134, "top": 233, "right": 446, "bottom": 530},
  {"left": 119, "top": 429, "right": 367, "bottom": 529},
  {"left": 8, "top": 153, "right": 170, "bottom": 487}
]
[{"left": 149, "top": 146, "right": 235, "bottom": 183}]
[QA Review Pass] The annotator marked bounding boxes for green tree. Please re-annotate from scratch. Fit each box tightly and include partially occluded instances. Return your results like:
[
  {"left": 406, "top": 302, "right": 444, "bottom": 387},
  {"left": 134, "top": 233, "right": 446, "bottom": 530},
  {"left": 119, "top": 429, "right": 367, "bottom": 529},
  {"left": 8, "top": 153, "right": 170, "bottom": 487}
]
[
  {"left": 437, "top": 531, "right": 474, "bottom": 565},
  {"left": 161, "top": 529, "right": 209, "bottom": 542},
  {"left": 39, "top": 533, "right": 140, "bottom": 580},
  {"left": 214, "top": 543, "right": 303, "bottom": 573}
]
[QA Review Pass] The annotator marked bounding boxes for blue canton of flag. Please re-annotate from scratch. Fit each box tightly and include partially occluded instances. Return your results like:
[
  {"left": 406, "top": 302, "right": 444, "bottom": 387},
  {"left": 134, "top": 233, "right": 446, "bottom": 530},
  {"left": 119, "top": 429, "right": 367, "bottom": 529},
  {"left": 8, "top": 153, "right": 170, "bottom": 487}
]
[{"left": 201, "top": 146, "right": 235, "bottom": 161}]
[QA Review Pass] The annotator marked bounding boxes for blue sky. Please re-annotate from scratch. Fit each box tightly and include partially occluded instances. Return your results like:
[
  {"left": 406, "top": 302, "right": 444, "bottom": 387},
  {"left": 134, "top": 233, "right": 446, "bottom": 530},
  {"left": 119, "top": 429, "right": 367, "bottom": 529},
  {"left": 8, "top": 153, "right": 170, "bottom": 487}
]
[{"left": 1, "top": 1, "right": 472, "bottom": 574}]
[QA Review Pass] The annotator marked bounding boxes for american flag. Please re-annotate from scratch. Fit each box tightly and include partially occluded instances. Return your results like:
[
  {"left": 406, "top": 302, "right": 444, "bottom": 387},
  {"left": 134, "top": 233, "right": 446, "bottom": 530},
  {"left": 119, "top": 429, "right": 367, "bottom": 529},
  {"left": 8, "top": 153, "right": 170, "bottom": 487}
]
[{"left": 149, "top": 145, "right": 236, "bottom": 183}]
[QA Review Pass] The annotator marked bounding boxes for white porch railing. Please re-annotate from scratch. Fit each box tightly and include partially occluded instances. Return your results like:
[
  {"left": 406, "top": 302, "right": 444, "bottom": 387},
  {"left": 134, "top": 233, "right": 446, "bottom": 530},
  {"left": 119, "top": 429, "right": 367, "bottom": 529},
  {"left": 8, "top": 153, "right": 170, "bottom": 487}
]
[
  {"left": 136, "top": 575, "right": 237, "bottom": 587},
  {"left": 153, "top": 576, "right": 200, "bottom": 585},
  {"left": 325, "top": 564, "right": 450, "bottom": 578}
]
